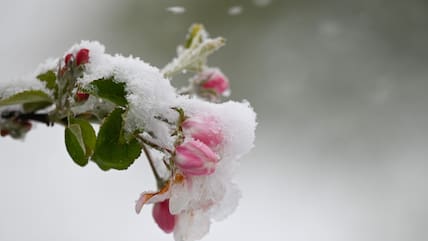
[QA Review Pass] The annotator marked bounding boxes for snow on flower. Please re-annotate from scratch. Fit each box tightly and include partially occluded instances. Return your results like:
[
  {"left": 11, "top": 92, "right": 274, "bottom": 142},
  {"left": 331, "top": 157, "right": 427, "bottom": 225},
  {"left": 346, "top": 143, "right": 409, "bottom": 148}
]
[
  {"left": 0, "top": 38, "right": 256, "bottom": 241},
  {"left": 68, "top": 34, "right": 261, "bottom": 239},
  {"left": 136, "top": 96, "right": 256, "bottom": 240}
]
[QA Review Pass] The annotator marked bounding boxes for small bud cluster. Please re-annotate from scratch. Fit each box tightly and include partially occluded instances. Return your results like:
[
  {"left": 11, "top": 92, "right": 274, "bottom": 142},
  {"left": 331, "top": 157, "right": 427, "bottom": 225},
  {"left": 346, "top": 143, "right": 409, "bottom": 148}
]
[
  {"left": 175, "top": 116, "right": 222, "bottom": 176},
  {"left": 63, "top": 48, "right": 91, "bottom": 103},
  {"left": 64, "top": 48, "right": 90, "bottom": 66}
]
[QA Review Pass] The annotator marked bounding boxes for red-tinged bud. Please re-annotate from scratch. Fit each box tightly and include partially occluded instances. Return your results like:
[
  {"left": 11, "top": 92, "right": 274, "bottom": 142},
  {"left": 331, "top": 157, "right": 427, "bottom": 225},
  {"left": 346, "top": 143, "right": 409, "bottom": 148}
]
[
  {"left": 64, "top": 53, "right": 73, "bottom": 65},
  {"left": 75, "top": 48, "right": 90, "bottom": 65},
  {"left": 75, "top": 92, "right": 90, "bottom": 102},
  {"left": 199, "top": 68, "right": 230, "bottom": 96},
  {"left": 175, "top": 140, "right": 219, "bottom": 176},
  {"left": 1, "top": 129, "right": 9, "bottom": 137},
  {"left": 153, "top": 199, "right": 176, "bottom": 233}
]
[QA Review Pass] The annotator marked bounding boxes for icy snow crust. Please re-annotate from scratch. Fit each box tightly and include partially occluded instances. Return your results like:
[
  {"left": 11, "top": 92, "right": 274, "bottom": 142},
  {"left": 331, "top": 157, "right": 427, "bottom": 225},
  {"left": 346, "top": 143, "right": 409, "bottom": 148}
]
[{"left": 2, "top": 41, "right": 257, "bottom": 241}]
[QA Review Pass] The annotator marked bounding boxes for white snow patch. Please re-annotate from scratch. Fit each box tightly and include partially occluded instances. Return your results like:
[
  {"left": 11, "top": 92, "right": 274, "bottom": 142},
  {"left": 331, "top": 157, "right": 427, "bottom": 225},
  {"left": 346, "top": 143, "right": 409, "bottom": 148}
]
[
  {"left": 228, "top": 6, "right": 243, "bottom": 16},
  {"left": 166, "top": 6, "right": 186, "bottom": 14}
]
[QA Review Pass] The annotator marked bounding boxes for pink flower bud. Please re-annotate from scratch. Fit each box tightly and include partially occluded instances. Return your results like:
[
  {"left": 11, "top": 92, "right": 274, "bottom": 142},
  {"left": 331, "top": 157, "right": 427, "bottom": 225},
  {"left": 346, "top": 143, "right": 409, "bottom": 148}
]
[
  {"left": 199, "top": 68, "right": 230, "bottom": 96},
  {"left": 75, "top": 92, "right": 90, "bottom": 102},
  {"left": 75, "top": 48, "right": 90, "bottom": 65},
  {"left": 152, "top": 199, "right": 176, "bottom": 233},
  {"left": 64, "top": 53, "right": 73, "bottom": 65},
  {"left": 182, "top": 116, "right": 223, "bottom": 148},
  {"left": 175, "top": 140, "right": 219, "bottom": 176}
]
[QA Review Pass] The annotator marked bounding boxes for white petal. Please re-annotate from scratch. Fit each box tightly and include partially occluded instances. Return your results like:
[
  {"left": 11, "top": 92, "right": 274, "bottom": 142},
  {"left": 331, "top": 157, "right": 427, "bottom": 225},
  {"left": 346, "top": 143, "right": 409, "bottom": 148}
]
[{"left": 174, "top": 210, "right": 210, "bottom": 241}]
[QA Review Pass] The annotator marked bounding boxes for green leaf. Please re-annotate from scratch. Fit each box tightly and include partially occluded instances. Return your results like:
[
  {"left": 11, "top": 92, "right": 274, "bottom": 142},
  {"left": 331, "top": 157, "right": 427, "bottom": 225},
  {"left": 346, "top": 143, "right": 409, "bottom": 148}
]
[
  {"left": 92, "top": 108, "right": 141, "bottom": 170},
  {"left": 36, "top": 71, "right": 56, "bottom": 90},
  {"left": 23, "top": 101, "right": 53, "bottom": 112},
  {"left": 65, "top": 124, "right": 88, "bottom": 167},
  {"left": 0, "top": 90, "right": 53, "bottom": 109},
  {"left": 87, "top": 78, "right": 128, "bottom": 107},
  {"left": 185, "top": 23, "right": 204, "bottom": 49},
  {"left": 70, "top": 118, "right": 96, "bottom": 157}
]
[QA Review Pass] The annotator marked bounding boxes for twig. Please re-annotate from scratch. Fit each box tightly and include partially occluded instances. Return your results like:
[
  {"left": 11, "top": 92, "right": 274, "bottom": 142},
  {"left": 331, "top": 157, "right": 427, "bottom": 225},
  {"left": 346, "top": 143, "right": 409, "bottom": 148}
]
[
  {"left": 1, "top": 111, "right": 54, "bottom": 126},
  {"left": 136, "top": 135, "right": 173, "bottom": 154},
  {"left": 141, "top": 143, "right": 165, "bottom": 189}
]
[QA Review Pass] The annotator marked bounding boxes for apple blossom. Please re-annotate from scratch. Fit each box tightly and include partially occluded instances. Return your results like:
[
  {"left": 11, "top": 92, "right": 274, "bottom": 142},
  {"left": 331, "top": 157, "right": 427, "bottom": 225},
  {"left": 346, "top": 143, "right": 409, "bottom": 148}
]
[
  {"left": 175, "top": 140, "right": 219, "bottom": 176},
  {"left": 182, "top": 115, "right": 223, "bottom": 149},
  {"left": 0, "top": 24, "right": 257, "bottom": 241}
]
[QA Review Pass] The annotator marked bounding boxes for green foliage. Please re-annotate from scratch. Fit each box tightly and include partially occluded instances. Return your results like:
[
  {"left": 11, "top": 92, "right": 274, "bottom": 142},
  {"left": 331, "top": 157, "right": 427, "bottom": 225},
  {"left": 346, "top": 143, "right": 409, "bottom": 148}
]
[
  {"left": 36, "top": 71, "right": 56, "bottom": 90},
  {"left": 22, "top": 101, "right": 52, "bottom": 112},
  {"left": 185, "top": 23, "right": 204, "bottom": 49},
  {"left": 88, "top": 78, "right": 128, "bottom": 107},
  {"left": 71, "top": 118, "right": 96, "bottom": 157},
  {"left": 0, "top": 90, "right": 53, "bottom": 112},
  {"left": 65, "top": 124, "right": 87, "bottom": 166},
  {"left": 64, "top": 118, "right": 97, "bottom": 167},
  {"left": 92, "top": 108, "right": 141, "bottom": 170}
]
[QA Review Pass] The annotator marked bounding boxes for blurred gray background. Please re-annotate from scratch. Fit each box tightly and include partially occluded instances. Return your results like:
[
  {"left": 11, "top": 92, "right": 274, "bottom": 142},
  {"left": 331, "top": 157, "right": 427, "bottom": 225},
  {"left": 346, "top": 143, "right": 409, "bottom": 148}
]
[{"left": 1, "top": 0, "right": 427, "bottom": 241}]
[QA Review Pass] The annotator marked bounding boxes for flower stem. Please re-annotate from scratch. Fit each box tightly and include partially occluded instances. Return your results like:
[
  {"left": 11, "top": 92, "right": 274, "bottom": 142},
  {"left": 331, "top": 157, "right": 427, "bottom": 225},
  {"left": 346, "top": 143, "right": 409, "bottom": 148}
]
[
  {"left": 137, "top": 135, "right": 173, "bottom": 154},
  {"left": 141, "top": 143, "right": 165, "bottom": 189}
]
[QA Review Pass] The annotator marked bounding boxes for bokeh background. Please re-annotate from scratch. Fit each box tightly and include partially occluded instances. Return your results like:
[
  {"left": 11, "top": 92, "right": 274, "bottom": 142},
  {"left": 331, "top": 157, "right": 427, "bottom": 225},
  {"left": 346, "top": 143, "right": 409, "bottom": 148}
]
[{"left": 1, "top": 0, "right": 427, "bottom": 240}]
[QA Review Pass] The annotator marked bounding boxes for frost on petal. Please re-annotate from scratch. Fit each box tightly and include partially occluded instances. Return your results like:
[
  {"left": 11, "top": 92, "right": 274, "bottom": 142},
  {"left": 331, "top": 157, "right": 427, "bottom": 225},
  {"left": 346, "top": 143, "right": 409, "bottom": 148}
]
[
  {"left": 208, "top": 181, "right": 241, "bottom": 221},
  {"left": 174, "top": 210, "right": 210, "bottom": 241},
  {"left": 168, "top": 96, "right": 256, "bottom": 228},
  {"left": 169, "top": 179, "right": 192, "bottom": 215},
  {"left": 169, "top": 174, "right": 227, "bottom": 215},
  {"left": 169, "top": 172, "right": 241, "bottom": 221}
]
